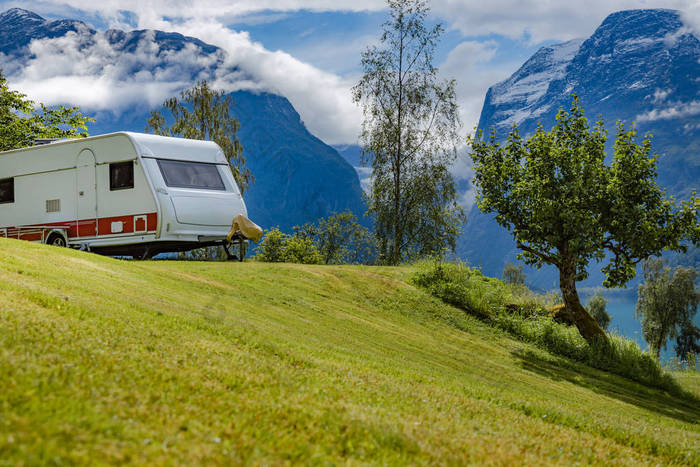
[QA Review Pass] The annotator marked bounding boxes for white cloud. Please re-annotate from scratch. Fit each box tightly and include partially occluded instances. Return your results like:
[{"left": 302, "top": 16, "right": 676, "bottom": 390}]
[
  {"left": 636, "top": 100, "right": 700, "bottom": 122},
  {"left": 679, "top": 2, "right": 700, "bottom": 36},
  {"left": 4, "top": 28, "right": 225, "bottom": 111},
  {"left": 2, "top": 0, "right": 698, "bottom": 145},
  {"left": 174, "top": 19, "right": 362, "bottom": 144},
  {"left": 441, "top": 40, "right": 514, "bottom": 133},
  {"left": 430, "top": 0, "right": 700, "bottom": 43},
  {"left": 21, "top": 0, "right": 700, "bottom": 39},
  {"left": 651, "top": 88, "right": 671, "bottom": 104},
  {"left": 2, "top": 12, "right": 363, "bottom": 145}
]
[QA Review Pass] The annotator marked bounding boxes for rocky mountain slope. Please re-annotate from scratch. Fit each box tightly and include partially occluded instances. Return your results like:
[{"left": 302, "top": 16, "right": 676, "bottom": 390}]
[
  {"left": 462, "top": 8, "right": 700, "bottom": 286},
  {"left": 0, "top": 8, "right": 365, "bottom": 234}
]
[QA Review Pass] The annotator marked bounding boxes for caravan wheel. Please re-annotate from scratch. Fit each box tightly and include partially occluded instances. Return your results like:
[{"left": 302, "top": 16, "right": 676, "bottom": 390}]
[{"left": 46, "top": 233, "right": 67, "bottom": 247}]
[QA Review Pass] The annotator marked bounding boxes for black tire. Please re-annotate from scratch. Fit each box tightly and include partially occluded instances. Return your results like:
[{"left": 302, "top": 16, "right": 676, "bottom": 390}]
[{"left": 46, "top": 233, "right": 67, "bottom": 247}]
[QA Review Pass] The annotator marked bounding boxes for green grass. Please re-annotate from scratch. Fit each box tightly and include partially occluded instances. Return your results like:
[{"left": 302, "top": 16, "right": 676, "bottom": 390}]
[
  {"left": 0, "top": 238, "right": 698, "bottom": 465},
  {"left": 411, "top": 260, "right": 686, "bottom": 394}
]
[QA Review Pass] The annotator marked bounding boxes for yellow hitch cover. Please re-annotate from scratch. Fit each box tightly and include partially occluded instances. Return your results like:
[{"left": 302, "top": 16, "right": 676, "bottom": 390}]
[{"left": 227, "top": 214, "right": 263, "bottom": 243}]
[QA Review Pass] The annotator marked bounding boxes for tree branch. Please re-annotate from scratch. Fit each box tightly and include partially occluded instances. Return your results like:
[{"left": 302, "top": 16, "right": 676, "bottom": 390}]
[{"left": 516, "top": 241, "right": 560, "bottom": 267}]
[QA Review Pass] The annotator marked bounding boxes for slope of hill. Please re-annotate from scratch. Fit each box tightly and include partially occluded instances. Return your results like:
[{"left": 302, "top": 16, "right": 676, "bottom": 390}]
[
  {"left": 462, "top": 8, "right": 700, "bottom": 286},
  {"left": 0, "top": 238, "right": 698, "bottom": 464},
  {"left": 0, "top": 8, "right": 365, "bottom": 234}
]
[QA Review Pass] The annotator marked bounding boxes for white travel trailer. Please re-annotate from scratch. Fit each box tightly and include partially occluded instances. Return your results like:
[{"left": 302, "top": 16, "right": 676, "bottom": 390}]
[{"left": 0, "top": 132, "right": 261, "bottom": 259}]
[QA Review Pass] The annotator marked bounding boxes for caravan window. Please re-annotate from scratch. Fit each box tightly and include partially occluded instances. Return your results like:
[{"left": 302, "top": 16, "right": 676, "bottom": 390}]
[
  {"left": 0, "top": 178, "right": 14, "bottom": 203},
  {"left": 157, "top": 160, "right": 225, "bottom": 190},
  {"left": 110, "top": 161, "right": 134, "bottom": 190}
]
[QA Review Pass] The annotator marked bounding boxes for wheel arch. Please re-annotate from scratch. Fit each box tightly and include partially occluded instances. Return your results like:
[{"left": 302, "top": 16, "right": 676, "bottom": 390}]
[{"left": 45, "top": 229, "right": 69, "bottom": 246}]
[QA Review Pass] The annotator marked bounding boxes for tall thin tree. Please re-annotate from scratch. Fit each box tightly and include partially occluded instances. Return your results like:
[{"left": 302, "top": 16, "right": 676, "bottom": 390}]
[{"left": 352, "top": 0, "right": 465, "bottom": 265}]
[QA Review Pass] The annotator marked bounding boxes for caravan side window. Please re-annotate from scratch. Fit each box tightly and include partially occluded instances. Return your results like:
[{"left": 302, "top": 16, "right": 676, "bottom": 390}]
[
  {"left": 0, "top": 178, "right": 14, "bottom": 203},
  {"left": 110, "top": 161, "right": 134, "bottom": 191}
]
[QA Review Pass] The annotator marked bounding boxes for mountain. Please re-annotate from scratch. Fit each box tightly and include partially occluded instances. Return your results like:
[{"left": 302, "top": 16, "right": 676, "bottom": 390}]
[
  {"left": 462, "top": 8, "right": 700, "bottom": 287},
  {"left": 0, "top": 8, "right": 365, "bottom": 235}
]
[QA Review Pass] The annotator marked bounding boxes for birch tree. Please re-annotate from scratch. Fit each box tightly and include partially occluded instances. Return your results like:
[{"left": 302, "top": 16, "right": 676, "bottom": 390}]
[{"left": 352, "top": 0, "right": 465, "bottom": 265}]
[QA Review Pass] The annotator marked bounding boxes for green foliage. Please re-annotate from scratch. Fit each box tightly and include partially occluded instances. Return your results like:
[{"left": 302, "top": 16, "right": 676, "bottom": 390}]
[
  {"left": 413, "top": 259, "right": 508, "bottom": 320},
  {"left": 0, "top": 70, "right": 92, "bottom": 150},
  {"left": 146, "top": 80, "right": 253, "bottom": 194},
  {"left": 352, "top": 0, "right": 465, "bottom": 265},
  {"left": 636, "top": 258, "right": 699, "bottom": 361},
  {"left": 294, "top": 211, "right": 377, "bottom": 265},
  {"left": 256, "top": 228, "right": 323, "bottom": 265},
  {"left": 282, "top": 236, "right": 324, "bottom": 264},
  {"left": 469, "top": 96, "right": 699, "bottom": 342},
  {"left": 503, "top": 262, "right": 526, "bottom": 285},
  {"left": 470, "top": 97, "right": 699, "bottom": 288},
  {"left": 586, "top": 291, "right": 611, "bottom": 331},
  {"left": 412, "top": 260, "right": 683, "bottom": 394},
  {"left": 257, "top": 228, "right": 288, "bottom": 262}
]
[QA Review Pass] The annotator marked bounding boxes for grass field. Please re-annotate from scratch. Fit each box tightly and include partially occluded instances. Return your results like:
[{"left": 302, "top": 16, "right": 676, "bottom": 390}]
[{"left": 0, "top": 238, "right": 698, "bottom": 465}]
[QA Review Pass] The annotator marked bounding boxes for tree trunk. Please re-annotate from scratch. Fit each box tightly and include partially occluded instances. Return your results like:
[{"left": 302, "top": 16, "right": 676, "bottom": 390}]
[{"left": 559, "top": 260, "right": 608, "bottom": 343}]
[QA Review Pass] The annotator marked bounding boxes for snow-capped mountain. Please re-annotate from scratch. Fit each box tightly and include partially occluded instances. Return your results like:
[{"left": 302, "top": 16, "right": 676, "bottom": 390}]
[
  {"left": 463, "top": 8, "right": 700, "bottom": 287},
  {"left": 478, "top": 38, "right": 584, "bottom": 132},
  {"left": 0, "top": 8, "right": 365, "bottom": 234}
]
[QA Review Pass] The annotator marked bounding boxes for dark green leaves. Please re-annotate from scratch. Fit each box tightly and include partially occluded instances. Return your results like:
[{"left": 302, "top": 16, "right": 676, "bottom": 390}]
[
  {"left": 0, "top": 71, "right": 93, "bottom": 151},
  {"left": 469, "top": 96, "right": 699, "bottom": 288}
]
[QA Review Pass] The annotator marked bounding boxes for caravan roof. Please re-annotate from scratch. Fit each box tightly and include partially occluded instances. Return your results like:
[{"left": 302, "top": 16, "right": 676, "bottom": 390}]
[{"left": 0, "top": 132, "right": 227, "bottom": 165}]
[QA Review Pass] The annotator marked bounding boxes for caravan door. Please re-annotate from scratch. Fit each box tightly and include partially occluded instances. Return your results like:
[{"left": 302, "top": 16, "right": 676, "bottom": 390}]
[{"left": 76, "top": 149, "right": 97, "bottom": 237}]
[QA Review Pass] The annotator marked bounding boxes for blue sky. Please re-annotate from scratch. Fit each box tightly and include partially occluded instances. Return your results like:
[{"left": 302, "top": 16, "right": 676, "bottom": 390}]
[{"left": 1, "top": 0, "right": 698, "bottom": 145}]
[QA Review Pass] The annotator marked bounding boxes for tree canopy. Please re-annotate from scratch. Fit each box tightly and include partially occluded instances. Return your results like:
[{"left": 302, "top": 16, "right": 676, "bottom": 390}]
[
  {"left": 469, "top": 97, "right": 699, "bottom": 342},
  {"left": 147, "top": 81, "right": 253, "bottom": 194},
  {"left": 0, "top": 70, "right": 92, "bottom": 151},
  {"left": 352, "top": 0, "right": 465, "bottom": 265},
  {"left": 636, "top": 258, "right": 698, "bottom": 361}
]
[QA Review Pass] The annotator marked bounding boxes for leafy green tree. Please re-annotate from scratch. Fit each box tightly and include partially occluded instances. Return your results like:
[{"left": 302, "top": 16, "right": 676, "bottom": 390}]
[
  {"left": 146, "top": 80, "right": 253, "bottom": 194},
  {"left": 469, "top": 97, "right": 699, "bottom": 343},
  {"left": 636, "top": 258, "right": 699, "bottom": 361},
  {"left": 502, "top": 262, "right": 526, "bottom": 286},
  {"left": 295, "top": 212, "right": 377, "bottom": 265},
  {"left": 586, "top": 291, "right": 611, "bottom": 331},
  {"left": 352, "top": 0, "right": 465, "bottom": 265},
  {"left": 0, "top": 70, "right": 92, "bottom": 150}
]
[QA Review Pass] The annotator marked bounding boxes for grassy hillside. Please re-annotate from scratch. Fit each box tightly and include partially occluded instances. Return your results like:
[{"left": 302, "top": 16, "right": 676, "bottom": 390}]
[{"left": 0, "top": 238, "right": 698, "bottom": 465}]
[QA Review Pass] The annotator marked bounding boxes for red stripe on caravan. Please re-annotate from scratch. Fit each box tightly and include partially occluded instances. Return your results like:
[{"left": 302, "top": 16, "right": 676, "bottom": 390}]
[
  {"left": 1, "top": 213, "right": 158, "bottom": 242},
  {"left": 96, "top": 213, "right": 157, "bottom": 235}
]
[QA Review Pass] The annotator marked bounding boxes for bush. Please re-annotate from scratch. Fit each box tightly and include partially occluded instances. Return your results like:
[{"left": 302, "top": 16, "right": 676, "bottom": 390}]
[
  {"left": 257, "top": 228, "right": 288, "bottom": 262},
  {"left": 294, "top": 211, "right": 377, "bottom": 265},
  {"left": 283, "top": 236, "right": 324, "bottom": 264},
  {"left": 412, "top": 259, "right": 685, "bottom": 394},
  {"left": 256, "top": 228, "right": 324, "bottom": 264},
  {"left": 413, "top": 259, "right": 508, "bottom": 320}
]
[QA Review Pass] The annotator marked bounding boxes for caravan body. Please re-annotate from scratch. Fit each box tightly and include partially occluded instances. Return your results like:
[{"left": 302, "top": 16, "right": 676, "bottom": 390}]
[{"left": 0, "top": 132, "right": 252, "bottom": 258}]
